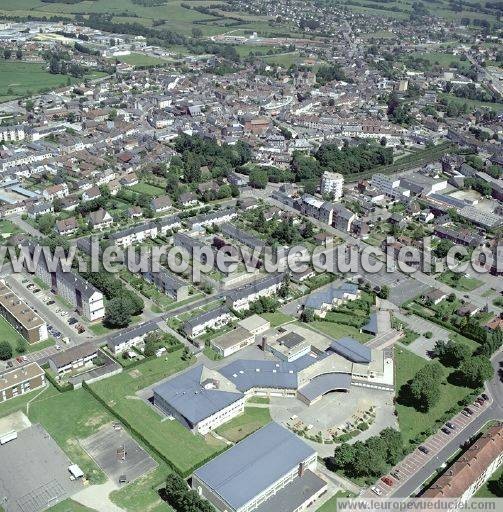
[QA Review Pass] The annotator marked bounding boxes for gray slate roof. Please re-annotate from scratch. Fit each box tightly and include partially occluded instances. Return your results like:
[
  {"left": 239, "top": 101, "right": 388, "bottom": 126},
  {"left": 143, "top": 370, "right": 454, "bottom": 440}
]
[
  {"left": 297, "top": 373, "right": 352, "bottom": 402},
  {"left": 193, "top": 422, "right": 315, "bottom": 511},
  {"left": 329, "top": 337, "right": 371, "bottom": 364},
  {"left": 153, "top": 365, "right": 243, "bottom": 426}
]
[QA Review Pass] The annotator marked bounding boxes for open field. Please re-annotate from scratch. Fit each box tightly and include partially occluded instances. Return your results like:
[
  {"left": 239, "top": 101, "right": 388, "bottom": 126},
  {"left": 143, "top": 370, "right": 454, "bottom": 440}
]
[
  {"left": 395, "top": 347, "right": 473, "bottom": 446},
  {"left": 47, "top": 500, "right": 98, "bottom": 512},
  {"left": 437, "top": 270, "right": 483, "bottom": 292},
  {"left": 28, "top": 385, "right": 114, "bottom": 484},
  {"left": 215, "top": 406, "right": 271, "bottom": 443},
  {"left": 261, "top": 311, "right": 294, "bottom": 327},
  {"left": 113, "top": 53, "right": 171, "bottom": 67},
  {"left": 89, "top": 352, "right": 227, "bottom": 475},
  {"left": 0, "top": 60, "right": 105, "bottom": 102},
  {"left": 0, "top": 0, "right": 303, "bottom": 38}
]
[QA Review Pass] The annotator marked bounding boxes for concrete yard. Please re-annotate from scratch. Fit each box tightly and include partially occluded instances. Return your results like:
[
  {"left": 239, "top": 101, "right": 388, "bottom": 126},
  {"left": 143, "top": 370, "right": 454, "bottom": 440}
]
[
  {"left": 0, "top": 423, "right": 82, "bottom": 512},
  {"left": 80, "top": 423, "right": 157, "bottom": 486}
]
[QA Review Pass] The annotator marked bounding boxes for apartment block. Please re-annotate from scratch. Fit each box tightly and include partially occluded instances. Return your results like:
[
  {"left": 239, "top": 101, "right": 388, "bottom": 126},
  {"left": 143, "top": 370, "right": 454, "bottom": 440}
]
[{"left": 0, "top": 281, "right": 48, "bottom": 343}]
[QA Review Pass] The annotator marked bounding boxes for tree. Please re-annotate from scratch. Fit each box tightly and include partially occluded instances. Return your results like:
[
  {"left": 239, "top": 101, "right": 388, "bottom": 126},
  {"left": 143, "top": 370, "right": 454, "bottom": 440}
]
[
  {"left": 104, "top": 297, "right": 131, "bottom": 328},
  {"left": 408, "top": 361, "right": 444, "bottom": 412},
  {"left": 249, "top": 168, "right": 268, "bottom": 189},
  {"left": 377, "top": 285, "right": 390, "bottom": 299},
  {"left": 300, "top": 308, "right": 315, "bottom": 323},
  {"left": 16, "top": 48, "right": 22, "bottom": 60},
  {"left": 432, "top": 339, "right": 471, "bottom": 367},
  {"left": 16, "top": 338, "right": 27, "bottom": 354},
  {"left": 458, "top": 356, "right": 494, "bottom": 388},
  {"left": 278, "top": 275, "right": 290, "bottom": 298},
  {"left": 3, "top": 49, "right": 11, "bottom": 60},
  {"left": 0, "top": 341, "right": 13, "bottom": 360},
  {"left": 37, "top": 213, "right": 56, "bottom": 235}
]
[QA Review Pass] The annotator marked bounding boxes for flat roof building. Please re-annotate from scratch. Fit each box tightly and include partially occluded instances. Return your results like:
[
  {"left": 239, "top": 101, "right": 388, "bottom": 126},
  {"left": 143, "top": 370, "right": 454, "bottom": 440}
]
[
  {"left": 0, "top": 281, "right": 48, "bottom": 344},
  {"left": 0, "top": 362, "right": 45, "bottom": 403},
  {"left": 192, "top": 422, "right": 326, "bottom": 512}
]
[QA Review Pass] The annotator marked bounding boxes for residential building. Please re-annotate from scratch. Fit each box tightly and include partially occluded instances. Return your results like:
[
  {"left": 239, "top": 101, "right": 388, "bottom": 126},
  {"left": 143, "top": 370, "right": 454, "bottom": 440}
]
[
  {"left": 88, "top": 208, "right": 113, "bottom": 230},
  {"left": 31, "top": 250, "right": 104, "bottom": 321},
  {"left": 422, "top": 423, "right": 503, "bottom": 502},
  {"left": 55, "top": 217, "right": 78, "bottom": 236},
  {"left": 142, "top": 267, "right": 189, "bottom": 302},
  {"left": 320, "top": 171, "right": 344, "bottom": 200},
  {"left": 0, "top": 281, "right": 48, "bottom": 343},
  {"left": 150, "top": 195, "right": 172, "bottom": 213},
  {"left": 48, "top": 341, "right": 98, "bottom": 375},
  {"left": 183, "top": 306, "right": 234, "bottom": 338},
  {"left": 226, "top": 274, "right": 284, "bottom": 311},
  {"left": 0, "top": 363, "right": 45, "bottom": 403},
  {"left": 107, "top": 323, "right": 159, "bottom": 356},
  {"left": 192, "top": 422, "right": 326, "bottom": 512}
]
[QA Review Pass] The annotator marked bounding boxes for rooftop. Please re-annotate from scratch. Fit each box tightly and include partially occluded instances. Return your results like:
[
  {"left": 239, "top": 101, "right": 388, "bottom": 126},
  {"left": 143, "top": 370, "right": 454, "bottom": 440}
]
[{"left": 193, "top": 422, "right": 315, "bottom": 511}]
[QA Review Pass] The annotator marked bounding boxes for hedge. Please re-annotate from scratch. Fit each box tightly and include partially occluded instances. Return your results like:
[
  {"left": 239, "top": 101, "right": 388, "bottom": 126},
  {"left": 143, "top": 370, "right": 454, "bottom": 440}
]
[
  {"left": 82, "top": 380, "right": 229, "bottom": 478},
  {"left": 42, "top": 366, "right": 74, "bottom": 392}
]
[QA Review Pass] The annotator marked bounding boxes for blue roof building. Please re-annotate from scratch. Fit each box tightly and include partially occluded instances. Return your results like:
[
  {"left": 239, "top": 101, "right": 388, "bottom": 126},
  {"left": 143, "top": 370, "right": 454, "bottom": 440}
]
[{"left": 192, "top": 422, "right": 326, "bottom": 512}]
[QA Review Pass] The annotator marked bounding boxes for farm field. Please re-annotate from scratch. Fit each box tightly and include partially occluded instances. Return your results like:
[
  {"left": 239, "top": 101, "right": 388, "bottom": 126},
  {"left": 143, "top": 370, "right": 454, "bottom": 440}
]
[{"left": 0, "top": 0, "right": 302, "bottom": 38}]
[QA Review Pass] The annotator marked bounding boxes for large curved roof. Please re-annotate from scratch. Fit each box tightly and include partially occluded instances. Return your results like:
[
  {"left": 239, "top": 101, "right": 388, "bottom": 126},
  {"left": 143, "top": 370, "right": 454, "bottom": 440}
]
[{"left": 297, "top": 372, "right": 352, "bottom": 402}]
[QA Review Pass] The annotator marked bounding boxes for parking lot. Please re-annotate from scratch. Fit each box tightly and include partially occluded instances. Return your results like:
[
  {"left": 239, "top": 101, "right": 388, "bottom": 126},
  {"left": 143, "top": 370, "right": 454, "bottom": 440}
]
[
  {"left": 0, "top": 424, "right": 82, "bottom": 512},
  {"left": 363, "top": 395, "right": 491, "bottom": 498},
  {"left": 80, "top": 423, "right": 157, "bottom": 486}
]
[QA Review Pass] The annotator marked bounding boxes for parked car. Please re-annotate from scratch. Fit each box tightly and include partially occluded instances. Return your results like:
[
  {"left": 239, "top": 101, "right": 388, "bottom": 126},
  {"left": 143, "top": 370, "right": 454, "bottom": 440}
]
[
  {"left": 446, "top": 422, "right": 456, "bottom": 430},
  {"left": 68, "top": 317, "right": 78, "bottom": 325},
  {"left": 6, "top": 361, "right": 13, "bottom": 368},
  {"left": 463, "top": 407, "right": 473, "bottom": 416},
  {"left": 32, "top": 288, "right": 41, "bottom": 294},
  {"left": 441, "top": 427, "right": 451, "bottom": 435},
  {"left": 46, "top": 300, "right": 55, "bottom": 305},
  {"left": 371, "top": 487, "right": 382, "bottom": 496},
  {"left": 418, "top": 445, "right": 430, "bottom": 454},
  {"left": 481, "top": 393, "right": 489, "bottom": 401},
  {"left": 381, "top": 476, "right": 393, "bottom": 486}
]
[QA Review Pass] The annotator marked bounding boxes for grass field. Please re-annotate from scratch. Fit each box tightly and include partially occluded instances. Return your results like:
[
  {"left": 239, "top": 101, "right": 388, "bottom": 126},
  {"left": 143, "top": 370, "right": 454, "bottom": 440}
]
[
  {"left": 0, "top": 0, "right": 302, "bottom": 38},
  {"left": 131, "top": 182, "right": 166, "bottom": 197},
  {"left": 0, "top": 315, "right": 32, "bottom": 356},
  {"left": 110, "top": 464, "right": 173, "bottom": 512},
  {"left": 0, "top": 61, "right": 105, "bottom": 102},
  {"left": 261, "top": 311, "right": 294, "bottom": 327},
  {"left": 90, "top": 352, "right": 227, "bottom": 475},
  {"left": 440, "top": 92, "right": 503, "bottom": 113},
  {"left": 215, "top": 406, "right": 271, "bottom": 443},
  {"left": 437, "top": 271, "right": 483, "bottom": 292},
  {"left": 316, "top": 491, "right": 355, "bottom": 512},
  {"left": 308, "top": 321, "right": 373, "bottom": 343},
  {"left": 46, "top": 500, "right": 98, "bottom": 512},
  {"left": 114, "top": 53, "right": 170, "bottom": 67},
  {"left": 395, "top": 347, "right": 473, "bottom": 446},
  {"left": 28, "top": 385, "right": 114, "bottom": 484}
]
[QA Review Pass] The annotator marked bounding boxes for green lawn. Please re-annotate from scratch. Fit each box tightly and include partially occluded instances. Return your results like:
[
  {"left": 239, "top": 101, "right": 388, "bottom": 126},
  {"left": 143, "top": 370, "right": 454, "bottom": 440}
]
[
  {"left": 395, "top": 347, "right": 473, "bottom": 446},
  {"left": 0, "top": 315, "right": 50, "bottom": 356},
  {"left": 114, "top": 53, "right": 170, "bottom": 67},
  {"left": 0, "top": 219, "right": 21, "bottom": 236},
  {"left": 110, "top": 464, "right": 173, "bottom": 512},
  {"left": 247, "top": 396, "right": 270, "bottom": 405},
  {"left": 0, "top": 60, "right": 105, "bottom": 102},
  {"left": 0, "top": 382, "right": 58, "bottom": 419},
  {"left": 130, "top": 182, "right": 166, "bottom": 197},
  {"left": 476, "top": 463, "right": 503, "bottom": 497},
  {"left": 438, "top": 271, "right": 483, "bottom": 292},
  {"left": 46, "top": 500, "right": 98, "bottom": 512},
  {"left": 28, "top": 385, "right": 114, "bottom": 484},
  {"left": 215, "top": 407, "right": 271, "bottom": 443},
  {"left": 261, "top": 311, "right": 294, "bottom": 327},
  {"left": 90, "top": 352, "right": 227, "bottom": 475},
  {"left": 308, "top": 321, "right": 373, "bottom": 343},
  {"left": 316, "top": 491, "right": 355, "bottom": 512}
]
